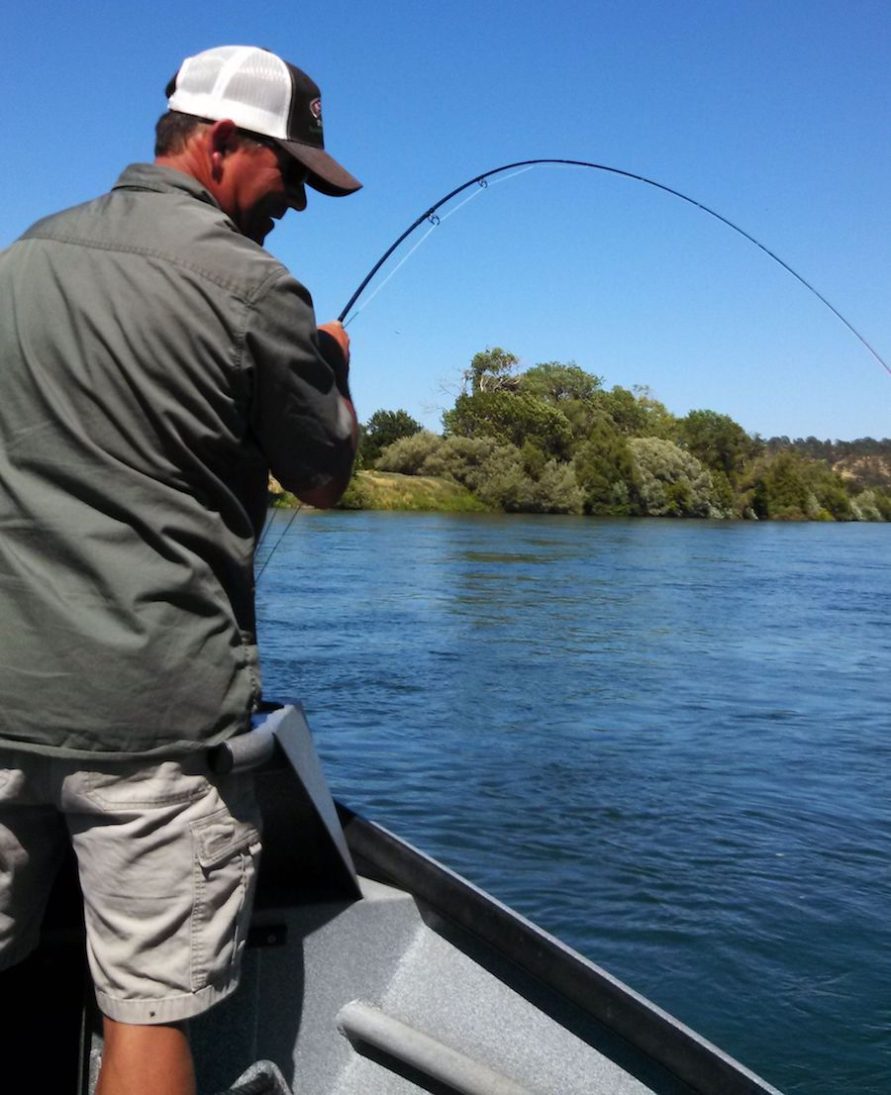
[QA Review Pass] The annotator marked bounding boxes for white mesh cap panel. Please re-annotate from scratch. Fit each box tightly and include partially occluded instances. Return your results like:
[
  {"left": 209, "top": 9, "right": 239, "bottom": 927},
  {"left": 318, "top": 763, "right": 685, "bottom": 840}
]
[{"left": 168, "top": 45, "right": 292, "bottom": 138}]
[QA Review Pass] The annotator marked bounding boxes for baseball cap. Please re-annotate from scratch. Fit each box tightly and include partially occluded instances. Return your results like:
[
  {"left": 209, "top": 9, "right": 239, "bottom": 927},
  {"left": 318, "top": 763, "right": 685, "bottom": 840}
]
[{"left": 166, "top": 45, "right": 361, "bottom": 197}]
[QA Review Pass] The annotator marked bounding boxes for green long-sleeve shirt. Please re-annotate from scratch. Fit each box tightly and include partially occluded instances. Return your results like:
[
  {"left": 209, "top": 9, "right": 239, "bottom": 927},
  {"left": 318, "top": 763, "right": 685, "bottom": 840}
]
[{"left": 0, "top": 163, "right": 354, "bottom": 757}]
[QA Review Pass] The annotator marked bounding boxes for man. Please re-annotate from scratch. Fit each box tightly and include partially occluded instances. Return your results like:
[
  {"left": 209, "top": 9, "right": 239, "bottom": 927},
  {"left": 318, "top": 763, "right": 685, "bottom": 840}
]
[{"left": 0, "top": 45, "right": 360, "bottom": 1094}]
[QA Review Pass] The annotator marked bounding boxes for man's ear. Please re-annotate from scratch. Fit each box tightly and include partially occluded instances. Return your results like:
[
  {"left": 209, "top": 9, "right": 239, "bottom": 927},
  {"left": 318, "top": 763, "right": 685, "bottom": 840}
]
[
  {"left": 210, "top": 119, "right": 238, "bottom": 150},
  {"left": 208, "top": 119, "right": 237, "bottom": 178}
]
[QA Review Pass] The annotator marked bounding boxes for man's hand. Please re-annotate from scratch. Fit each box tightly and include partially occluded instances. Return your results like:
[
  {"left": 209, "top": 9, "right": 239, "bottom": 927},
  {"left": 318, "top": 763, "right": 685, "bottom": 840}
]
[{"left": 318, "top": 321, "right": 350, "bottom": 367}]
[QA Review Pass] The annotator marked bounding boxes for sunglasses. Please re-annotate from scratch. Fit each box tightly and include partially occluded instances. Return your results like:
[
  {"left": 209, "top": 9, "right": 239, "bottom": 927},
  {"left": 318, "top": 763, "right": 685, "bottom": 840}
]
[{"left": 240, "top": 131, "right": 308, "bottom": 190}]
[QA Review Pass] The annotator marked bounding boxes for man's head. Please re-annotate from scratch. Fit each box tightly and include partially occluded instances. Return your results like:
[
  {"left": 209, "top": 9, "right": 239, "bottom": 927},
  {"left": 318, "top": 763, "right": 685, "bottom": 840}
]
[{"left": 157, "top": 45, "right": 361, "bottom": 243}]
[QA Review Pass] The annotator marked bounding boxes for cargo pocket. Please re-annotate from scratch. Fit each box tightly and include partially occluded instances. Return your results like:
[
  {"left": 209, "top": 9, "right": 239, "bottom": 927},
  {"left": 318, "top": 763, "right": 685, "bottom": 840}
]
[{"left": 190, "top": 808, "right": 261, "bottom": 993}]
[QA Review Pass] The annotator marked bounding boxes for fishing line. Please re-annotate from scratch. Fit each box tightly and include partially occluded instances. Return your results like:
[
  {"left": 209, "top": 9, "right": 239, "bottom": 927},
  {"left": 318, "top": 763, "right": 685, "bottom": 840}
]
[
  {"left": 344, "top": 166, "right": 535, "bottom": 327},
  {"left": 338, "top": 159, "right": 890, "bottom": 376},
  {"left": 255, "top": 502, "right": 302, "bottom": 582},
  {"left": 344, "top": 222, "right": 438, "bottom": 327}
]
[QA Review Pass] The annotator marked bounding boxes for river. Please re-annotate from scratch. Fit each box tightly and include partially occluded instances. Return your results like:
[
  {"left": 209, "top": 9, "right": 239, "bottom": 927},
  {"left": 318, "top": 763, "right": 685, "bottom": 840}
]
[{"left": 256, "top": 512, "right": 890, "bottom": 1094}]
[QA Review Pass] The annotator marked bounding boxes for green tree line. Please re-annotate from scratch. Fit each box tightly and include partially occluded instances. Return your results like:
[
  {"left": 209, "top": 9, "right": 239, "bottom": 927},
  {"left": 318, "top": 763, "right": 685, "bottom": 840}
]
[{"left": 353, "top": 349, "right": 891, "bottom": 520}]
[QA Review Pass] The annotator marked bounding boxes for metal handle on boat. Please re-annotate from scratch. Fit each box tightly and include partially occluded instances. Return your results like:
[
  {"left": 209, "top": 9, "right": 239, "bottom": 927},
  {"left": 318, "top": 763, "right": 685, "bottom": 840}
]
[{"left": 337, "top": 1000, "right": 534, "bottom": 1095}]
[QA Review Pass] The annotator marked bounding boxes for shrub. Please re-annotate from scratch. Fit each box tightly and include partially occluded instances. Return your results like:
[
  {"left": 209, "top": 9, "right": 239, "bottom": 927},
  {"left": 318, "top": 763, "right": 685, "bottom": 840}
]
[
  {"left": 375, "top": 430, "right": 444, "bottom": 475},
  {"left": 629, "top": 437, "right": 717, "bottom": 517}
]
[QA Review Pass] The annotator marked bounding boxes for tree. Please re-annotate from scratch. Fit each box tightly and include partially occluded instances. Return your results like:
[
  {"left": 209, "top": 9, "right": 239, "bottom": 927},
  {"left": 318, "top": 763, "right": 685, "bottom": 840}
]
[
  {"left": 443, "top": 390, "right": 574, "bottom": 460},
  {"left": 678, "top": 409, "right": 755, "bottom": 483},
  {"left": 573, "top": 421, "right": 639, "bottom": 515},
  {"left": 519, "top": 362, "right": 603, "bottom": 404},
  {"left": 519, "top": 362, "right": 605, "bottom": 443},
  {"left": 632, "top": 386, "right": 679, "bottom": 439},
  {"left": 360, "top": 409, "right": 423, "bottom": 466},
  {"left": 463, "top": 347, "right": 519, "bottom": 394},
  {"left": 595, "top": 386, "right": 676, "bottom": 439},
  {"left": 747, "top": 452, "right": 810, "bottom": 519}
]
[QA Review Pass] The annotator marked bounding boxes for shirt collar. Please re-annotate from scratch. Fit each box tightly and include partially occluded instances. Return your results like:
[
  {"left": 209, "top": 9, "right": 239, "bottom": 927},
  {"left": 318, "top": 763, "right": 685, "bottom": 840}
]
[{"left": 112, "top": 163, "right": 222, "bottom": 211}]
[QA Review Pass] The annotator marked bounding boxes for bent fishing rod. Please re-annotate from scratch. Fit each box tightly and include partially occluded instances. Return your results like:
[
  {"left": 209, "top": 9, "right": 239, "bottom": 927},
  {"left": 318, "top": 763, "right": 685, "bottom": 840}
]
[
  {"left": 260, "top": 159, "right": 887, "bottom": 576},
  {"left": 338, "top": 158, "right": 890, "bottom": 377}
]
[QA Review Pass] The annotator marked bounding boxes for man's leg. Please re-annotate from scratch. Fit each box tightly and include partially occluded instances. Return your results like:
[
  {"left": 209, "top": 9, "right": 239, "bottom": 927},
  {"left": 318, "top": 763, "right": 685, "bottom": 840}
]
[
  {"left": 97, "top": 1017, "right": 195, "bottom": 1095},
  {"left": 66, "top": 758, "right": 261, "bottom": 1091}
]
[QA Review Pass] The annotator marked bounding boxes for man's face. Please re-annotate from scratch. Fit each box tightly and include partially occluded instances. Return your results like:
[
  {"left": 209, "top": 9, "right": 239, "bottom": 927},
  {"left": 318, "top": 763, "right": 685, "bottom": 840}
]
[{"left": 221, "top": 138, "right": 308, "bottom": 244}]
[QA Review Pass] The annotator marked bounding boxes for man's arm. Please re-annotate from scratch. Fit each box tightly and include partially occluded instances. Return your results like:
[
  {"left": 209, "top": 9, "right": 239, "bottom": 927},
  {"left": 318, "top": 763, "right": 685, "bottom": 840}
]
[
  {"left": 295, "top": 321, "right": 358, "bottom": 508},
  {"left": 246, "top": 279, "right": 359, "bottom": 506}
]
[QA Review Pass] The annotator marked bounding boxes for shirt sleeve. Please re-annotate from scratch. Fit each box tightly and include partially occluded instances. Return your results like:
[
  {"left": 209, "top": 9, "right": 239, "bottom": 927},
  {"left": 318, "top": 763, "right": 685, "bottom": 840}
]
[{"left": 243, "top": 271, "right": 355, "bottom": 496}]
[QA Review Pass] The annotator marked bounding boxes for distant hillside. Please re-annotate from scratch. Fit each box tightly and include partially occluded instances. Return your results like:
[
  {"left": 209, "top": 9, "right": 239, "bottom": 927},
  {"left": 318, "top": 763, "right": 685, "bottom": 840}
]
[
  {"left": 830, "top": 454, "right": 891, "bottom": 491},
  {"left": 764, "top": 438, "right": 891, "bottom": 491}
]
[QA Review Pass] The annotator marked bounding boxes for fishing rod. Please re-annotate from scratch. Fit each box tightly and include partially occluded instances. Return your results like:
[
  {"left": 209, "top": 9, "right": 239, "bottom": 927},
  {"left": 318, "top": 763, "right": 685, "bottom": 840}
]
[
  {"left": 338, "top": 159, "right": 891, "bottom": 376},
  {"left": 259, "top": 160, "right": 887, "bottom": 579}
]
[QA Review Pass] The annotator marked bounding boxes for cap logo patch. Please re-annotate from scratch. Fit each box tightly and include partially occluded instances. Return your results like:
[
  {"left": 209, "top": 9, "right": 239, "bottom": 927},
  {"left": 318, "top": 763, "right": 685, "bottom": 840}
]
[{"left": 310, "top": 97, "right": 322, "bottom": 121}]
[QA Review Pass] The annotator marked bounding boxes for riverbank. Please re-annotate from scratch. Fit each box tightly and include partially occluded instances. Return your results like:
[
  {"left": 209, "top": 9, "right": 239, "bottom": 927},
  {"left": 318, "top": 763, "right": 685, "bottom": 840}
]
[
  {"left": 272, "top": 470, "right": 488, "bottom": 513},
  {"left": 270, "top": 469, "right": 891, "bottom": 520}
]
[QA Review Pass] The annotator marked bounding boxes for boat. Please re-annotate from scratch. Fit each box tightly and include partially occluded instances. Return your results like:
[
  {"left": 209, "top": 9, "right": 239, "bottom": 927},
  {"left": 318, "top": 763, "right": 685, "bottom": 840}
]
[{"left": 2, "top": 704, "right": 782, "bottom": 1094}]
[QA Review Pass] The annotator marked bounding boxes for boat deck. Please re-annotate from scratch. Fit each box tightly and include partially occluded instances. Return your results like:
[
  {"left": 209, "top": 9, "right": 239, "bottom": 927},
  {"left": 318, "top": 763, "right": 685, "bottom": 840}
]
[{"left": 191, "top": 876, "right": 684, "bottom": 1094}]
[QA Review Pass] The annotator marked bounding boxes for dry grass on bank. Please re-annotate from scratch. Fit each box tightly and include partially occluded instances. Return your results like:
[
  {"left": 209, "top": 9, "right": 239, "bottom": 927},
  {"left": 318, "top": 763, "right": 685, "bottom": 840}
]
[{"left": 271, "top": 470, "right": 488, "bottom": 513}]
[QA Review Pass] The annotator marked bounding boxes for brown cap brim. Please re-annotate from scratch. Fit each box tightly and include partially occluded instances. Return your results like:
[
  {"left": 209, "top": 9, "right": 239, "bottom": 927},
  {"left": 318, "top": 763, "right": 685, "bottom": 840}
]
[{"left": 277, "top": 139, "right": 362, "bottom": 197}]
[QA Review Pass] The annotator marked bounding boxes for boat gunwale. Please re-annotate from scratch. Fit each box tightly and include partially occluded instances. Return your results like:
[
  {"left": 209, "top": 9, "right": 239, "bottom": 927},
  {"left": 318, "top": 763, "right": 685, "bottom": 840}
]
[{"left": 339, "top": 804, "right": 783, "bottom": 1095}]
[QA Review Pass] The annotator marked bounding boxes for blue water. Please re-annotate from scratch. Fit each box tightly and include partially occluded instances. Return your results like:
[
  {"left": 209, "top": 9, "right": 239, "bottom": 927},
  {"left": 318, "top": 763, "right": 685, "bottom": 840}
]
[{"left": 256, "top": 513, "right": 891, "bottom": 1094}]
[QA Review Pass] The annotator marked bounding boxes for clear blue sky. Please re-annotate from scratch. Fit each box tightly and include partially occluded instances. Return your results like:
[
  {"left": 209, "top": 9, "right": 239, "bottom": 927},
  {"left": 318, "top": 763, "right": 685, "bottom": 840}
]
[{"left": 4, "top": 1, "right": 889, "bottom": 440}]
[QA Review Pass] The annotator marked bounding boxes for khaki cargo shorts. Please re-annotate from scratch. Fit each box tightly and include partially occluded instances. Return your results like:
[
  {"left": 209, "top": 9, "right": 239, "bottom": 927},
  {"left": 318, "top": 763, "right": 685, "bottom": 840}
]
[{"left": 0, "top": 750, "right": 261, "bottom": 1024}]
